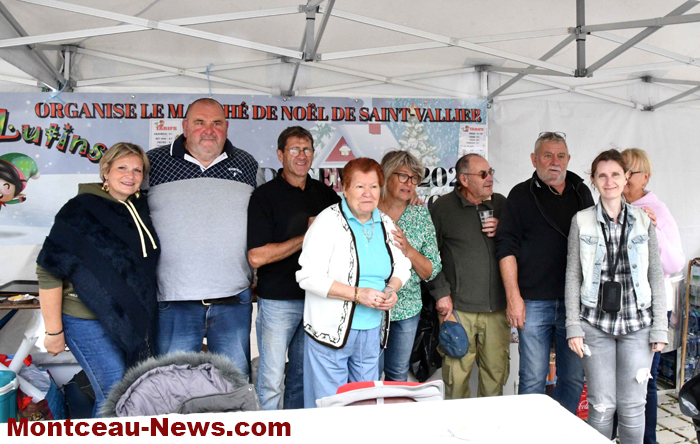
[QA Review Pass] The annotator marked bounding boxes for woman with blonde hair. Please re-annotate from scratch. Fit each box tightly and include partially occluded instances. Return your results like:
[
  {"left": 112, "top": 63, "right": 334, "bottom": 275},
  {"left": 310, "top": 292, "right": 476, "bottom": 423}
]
[
  {"left": 621, "top": 148, "right": 685, "bottom": 444},
  {"left": 37, "top": 142, "right": 159, "bottom": 417},
  {"left": 377, "top": 150, "right": 441, "bottom": 381}
]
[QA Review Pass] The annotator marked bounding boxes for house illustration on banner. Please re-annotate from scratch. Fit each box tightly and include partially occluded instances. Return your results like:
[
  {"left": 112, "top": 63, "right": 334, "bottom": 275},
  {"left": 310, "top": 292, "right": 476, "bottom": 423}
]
[{"left": 312, "top": 123, "right": 399, "bottom": 169}]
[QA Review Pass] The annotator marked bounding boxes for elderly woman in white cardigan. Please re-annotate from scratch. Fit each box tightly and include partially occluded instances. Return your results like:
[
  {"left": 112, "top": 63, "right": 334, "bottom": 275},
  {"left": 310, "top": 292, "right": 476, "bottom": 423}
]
[{"left": 296, "top": 157, "right": 412, "bottom": 408}]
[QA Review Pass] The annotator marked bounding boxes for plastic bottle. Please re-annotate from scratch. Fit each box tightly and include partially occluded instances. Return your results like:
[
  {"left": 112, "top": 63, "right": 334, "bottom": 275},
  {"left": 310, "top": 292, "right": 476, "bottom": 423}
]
[
  {"left": 691, "top": 262, "right": 700, "bottom": 287},
  {"left": 689, "top": 309, "right": 699, "bottom": 338},
  {"left": 686, "top": 356, "right": 697, "bottom": 382},
  {"left": 691, "top": 262, "right": 700, "bottom": 304}
]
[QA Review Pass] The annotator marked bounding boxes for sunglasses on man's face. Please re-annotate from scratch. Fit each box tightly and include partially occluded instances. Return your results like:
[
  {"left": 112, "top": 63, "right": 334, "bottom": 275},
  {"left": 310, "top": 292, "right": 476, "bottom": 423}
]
[{"left": 463, "top": 168, "right": 495, "bottom": 180}]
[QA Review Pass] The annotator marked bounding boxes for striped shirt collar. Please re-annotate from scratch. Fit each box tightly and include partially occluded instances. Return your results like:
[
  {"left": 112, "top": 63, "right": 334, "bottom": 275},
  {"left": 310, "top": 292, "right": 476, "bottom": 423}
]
[{"left": 169, "top": 134, "right": 234, "bottom": 171}]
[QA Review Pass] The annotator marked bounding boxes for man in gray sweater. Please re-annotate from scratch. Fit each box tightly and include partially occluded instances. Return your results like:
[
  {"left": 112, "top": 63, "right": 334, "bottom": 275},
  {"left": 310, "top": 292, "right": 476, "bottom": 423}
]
[
  {"left": 146, "top": 98, "right": 263, "bottom": 380},
  {"left": 427, "top": 154, "right": 509, "bottom": 399}
]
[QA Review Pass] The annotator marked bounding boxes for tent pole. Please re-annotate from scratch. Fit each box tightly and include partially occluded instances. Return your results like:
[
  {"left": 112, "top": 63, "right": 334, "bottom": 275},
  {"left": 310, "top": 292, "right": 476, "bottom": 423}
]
[
  {"left": 592, "top": 31, "right": 700, "bottom": 68},
  {"left": 497, "top": 72, "right": 640, "bottom": 109},
  {"left": 586, "top": 1, "right": 699, "bottom": 75},
  {"left": 19, "top": 0, "right": 303, "bottom": 59},
  {"left": 651, "top": 78, "right": 700, "bottom": 86},
  {"left": 306, "top": 68, "right": 478, "bottom": 95},
  {"left": 62, "top": 46, "right": 71, "bottom": 88},
  {"left": 487, "top": 35, "right": 575, "bottom": 101},
  {"left": 318, "top": 28, "right": 570, "bottom": 61},
  {"left": 286, "top": 0, "right": 335, "bottom": 96},
  {"left": 581, "top": 11, "right": 700, "bottom": 33},
  {"left": 575, "top": 0, "right": 586, "bottom": 77},
  {"left": 76, "top": 60, "right": 282, "bottom": 88},
  {"left": 76, "top": 48, "right": 272, "bottom": 93},
  {"left": 488, "top": 67, "right": 571, "bottom": 77},
  {"left": 594, "top": 62, "right": 686, "bottom": 78},
  {"left": 310, "top": 0, "right": 335, "bottom": 60},
  {"left": 283, "top": 19, "right": 308, "bottom": 96},
  {"left": 302, "top": 62, "right": 475, "bottom": 98},
  {"left": 0, "top": 7, "right": 302, "bottom": 50},
  {"left": 0, "top": 1, "right": 63, "bottom": 87},
  {"left": 645, "top": 85, "right": 700, "bottom": 111},
  {"left": 325, "top": 8, "right": 573, "bottom": 75},
  {"left": 304, "top": 8, "right": 316, "bottom": 62}
]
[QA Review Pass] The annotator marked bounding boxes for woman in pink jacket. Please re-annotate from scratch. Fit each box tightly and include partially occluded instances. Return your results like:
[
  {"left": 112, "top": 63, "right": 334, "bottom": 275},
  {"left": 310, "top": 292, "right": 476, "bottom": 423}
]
[{"left": 622, "top": 148, "right": 685, "bottom": 444}]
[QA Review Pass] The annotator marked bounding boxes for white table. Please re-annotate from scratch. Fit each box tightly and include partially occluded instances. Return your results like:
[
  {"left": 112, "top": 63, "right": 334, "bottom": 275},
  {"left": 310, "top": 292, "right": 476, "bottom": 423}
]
[{"left": 1, "top": 394, "right": 610, "bottom": 443}]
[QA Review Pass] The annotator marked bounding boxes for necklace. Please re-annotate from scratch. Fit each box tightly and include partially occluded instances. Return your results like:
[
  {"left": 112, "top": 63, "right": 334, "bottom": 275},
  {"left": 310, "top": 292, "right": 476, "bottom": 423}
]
[
  {"left": 362, "top": 218, "right": 375, "bottom": 242},
  {"left": 547, "top": 184, "right": 561, "bottom": 195}
]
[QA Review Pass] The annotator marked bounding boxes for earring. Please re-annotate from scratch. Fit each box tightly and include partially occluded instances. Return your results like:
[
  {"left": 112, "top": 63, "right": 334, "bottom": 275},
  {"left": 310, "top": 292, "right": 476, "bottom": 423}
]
[{"left": 102, "top": 181, "right": 110, "bottom": 192}]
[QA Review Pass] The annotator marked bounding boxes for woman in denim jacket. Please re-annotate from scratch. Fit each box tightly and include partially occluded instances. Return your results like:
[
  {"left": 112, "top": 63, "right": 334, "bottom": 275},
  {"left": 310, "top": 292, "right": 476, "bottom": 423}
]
[{"left": 565, "top": 149, "right": 667, "bottom": 443}]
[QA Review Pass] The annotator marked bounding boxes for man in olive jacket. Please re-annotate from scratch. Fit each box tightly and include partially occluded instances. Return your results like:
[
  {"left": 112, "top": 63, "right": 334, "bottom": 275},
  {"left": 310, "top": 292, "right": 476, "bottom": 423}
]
[{"left": 427, "top": 154, "right": 509, "bottom": 399}]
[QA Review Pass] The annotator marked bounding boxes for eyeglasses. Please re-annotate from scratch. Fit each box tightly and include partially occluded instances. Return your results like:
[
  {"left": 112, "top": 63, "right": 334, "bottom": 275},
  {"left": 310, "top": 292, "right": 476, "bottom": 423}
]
[
  {"left": 537, "top": 131, "right": 566, "bottom": 140},
  {"left": 393, "top": 172, "right": 420, "bottom": 185},
  {"left": 285, "top": 147, "right": 314, "bottom": 157},
  {"left": 628, "top": 170, "right": 646, "bottom": 176},
  {"left": 463, "top": 168, "right": 495, "bottom": 180}
]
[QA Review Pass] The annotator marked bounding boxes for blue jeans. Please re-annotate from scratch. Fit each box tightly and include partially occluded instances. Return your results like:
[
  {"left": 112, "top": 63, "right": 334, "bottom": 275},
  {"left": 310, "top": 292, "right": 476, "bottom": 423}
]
[
  {"left": 304, "top": 326, "right": 381, "bottom": 408},
  {"left": 255, "top": 298, "right": 305, "bottom": 410},
  {"left": 379, "top": 314, "right": 420, "bottom": 382},
  {"left": 63, "top": 314, "right": 126, "bottom": 418},
  {"left": 517, "top": 299, "right": 584, "bottom": 414},
  {"left": 157, "top": 288, "right": 253, "bottom": 380}
]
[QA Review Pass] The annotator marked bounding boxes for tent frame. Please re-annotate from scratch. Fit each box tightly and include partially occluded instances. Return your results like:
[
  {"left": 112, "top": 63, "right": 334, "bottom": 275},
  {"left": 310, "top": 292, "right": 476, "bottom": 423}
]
[{"left": 0, "top": 0, "right": 699, "bottom": 110}]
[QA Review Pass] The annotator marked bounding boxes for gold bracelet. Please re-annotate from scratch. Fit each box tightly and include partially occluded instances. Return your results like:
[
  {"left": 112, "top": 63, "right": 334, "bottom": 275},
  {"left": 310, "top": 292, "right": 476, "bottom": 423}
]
[{"left": 355, "top": 287, "right": 360, "bottom": 304}]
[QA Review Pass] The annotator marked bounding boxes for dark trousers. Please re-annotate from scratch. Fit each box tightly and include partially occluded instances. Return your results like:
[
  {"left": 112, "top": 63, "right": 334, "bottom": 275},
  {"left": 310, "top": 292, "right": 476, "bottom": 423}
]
[{"left": 643, "top": 351, "right": 661, "bottom": 444}]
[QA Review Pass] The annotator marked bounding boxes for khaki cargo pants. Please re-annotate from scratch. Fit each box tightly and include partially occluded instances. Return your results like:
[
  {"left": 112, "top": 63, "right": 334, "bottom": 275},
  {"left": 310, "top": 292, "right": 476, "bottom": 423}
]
[{"left": 441, "top": 309, "right": 511, "bottom": 399}]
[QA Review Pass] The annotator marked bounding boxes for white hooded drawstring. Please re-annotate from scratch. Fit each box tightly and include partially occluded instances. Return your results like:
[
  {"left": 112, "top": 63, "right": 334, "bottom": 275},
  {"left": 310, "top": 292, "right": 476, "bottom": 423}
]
[{"left": 119, "top": 199, "right": 158, "bottom": 258}]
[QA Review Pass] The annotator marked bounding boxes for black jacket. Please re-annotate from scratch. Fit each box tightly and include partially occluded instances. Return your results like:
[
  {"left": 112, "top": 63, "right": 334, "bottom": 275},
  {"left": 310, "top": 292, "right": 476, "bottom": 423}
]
[
  {"left": 37, "top": 184, "right": 160, "bottom": 367},
  {"left": 495, "top": 171, "right": 594, "bottom": 300}
]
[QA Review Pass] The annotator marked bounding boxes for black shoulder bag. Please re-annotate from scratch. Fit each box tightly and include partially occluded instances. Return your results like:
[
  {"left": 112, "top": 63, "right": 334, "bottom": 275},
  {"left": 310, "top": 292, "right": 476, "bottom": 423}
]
[{"left": 599, "top": 213, "right": 627, "bottom": 313}]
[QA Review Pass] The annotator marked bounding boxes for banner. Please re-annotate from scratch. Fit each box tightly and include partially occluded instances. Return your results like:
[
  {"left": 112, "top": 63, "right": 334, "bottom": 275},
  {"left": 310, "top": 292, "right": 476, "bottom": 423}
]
[{"left": 0, "top": 93, "right": 487, "bottom": 244}]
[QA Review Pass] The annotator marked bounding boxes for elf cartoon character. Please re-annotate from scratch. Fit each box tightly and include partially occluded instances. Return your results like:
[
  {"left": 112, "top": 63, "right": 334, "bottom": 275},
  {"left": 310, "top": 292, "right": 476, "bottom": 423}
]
[{"left": 0, "top": 153, "right": 40, "bottom": 209}]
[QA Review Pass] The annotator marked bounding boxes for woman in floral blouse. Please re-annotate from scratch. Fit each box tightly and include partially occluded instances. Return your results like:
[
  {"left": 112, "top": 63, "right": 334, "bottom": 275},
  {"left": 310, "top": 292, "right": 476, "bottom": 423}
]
[{"left": 377, "top": 150, "right": 442, "bottom": 381}]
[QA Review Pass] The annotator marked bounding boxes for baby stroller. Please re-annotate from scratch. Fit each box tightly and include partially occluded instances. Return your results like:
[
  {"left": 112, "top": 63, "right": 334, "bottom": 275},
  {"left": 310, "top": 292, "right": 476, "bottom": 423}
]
[{"left": 101, "top": 352, "right": 260, "bottom": 417}]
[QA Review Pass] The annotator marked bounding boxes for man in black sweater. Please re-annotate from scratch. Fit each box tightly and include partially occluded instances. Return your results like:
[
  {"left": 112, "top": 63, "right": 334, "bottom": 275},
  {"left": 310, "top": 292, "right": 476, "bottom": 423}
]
[{"left": 496, "top": 132, "right": 594, "bottom": 414}]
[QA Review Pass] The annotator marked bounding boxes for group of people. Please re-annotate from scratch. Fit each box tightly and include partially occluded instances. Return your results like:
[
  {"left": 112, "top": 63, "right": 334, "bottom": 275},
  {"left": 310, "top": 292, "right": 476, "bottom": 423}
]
[
  {"left": 38, "top": 98, "right": 263, "bottom": 417},
  {"left": 497, "top": 132, "right": 683, "bottom": 444},
  {"left": 34, "top": 98, "right": 685, "bottom": 444}
]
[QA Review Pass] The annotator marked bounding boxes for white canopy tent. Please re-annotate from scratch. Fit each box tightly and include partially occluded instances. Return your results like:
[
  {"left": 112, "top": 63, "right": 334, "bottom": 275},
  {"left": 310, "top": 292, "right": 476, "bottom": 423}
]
[
  {"left": 0, "top": 0, "right": 698, "bottom": 277},
  {"left": 0, "top": 0, "right": 698, "bottom": 104}
]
